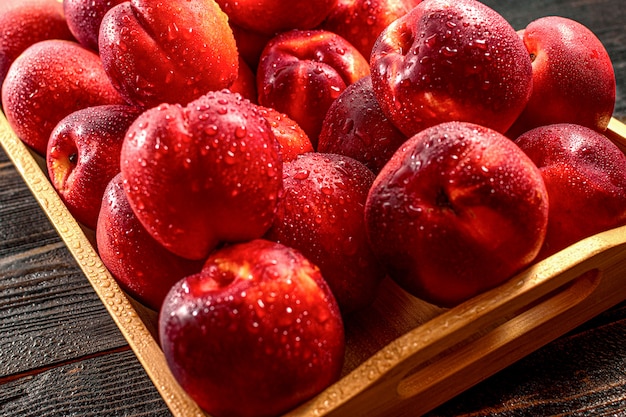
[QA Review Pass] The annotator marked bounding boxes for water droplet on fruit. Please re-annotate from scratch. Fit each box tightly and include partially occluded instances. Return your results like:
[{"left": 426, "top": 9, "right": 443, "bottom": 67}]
[
  {"left": 167, "top": 22, "right": 179, "bottom": 41},
  {"left": 341, "top": 118, "right": 355, "bottom": 134},
  {"left": 266, "top": 162, "right": 277, "bottom": 178},
  {"left": 424, "top": 33, "right": 438, "bottom": 48},
  {"left": 293, "top": 169, "right": 310, "bottom": 180},
  {"left": 161, "top": 69, "right": 174, "bottom": 85},
  {"left": 204, "top": 124, "right": 218, "bottom": 136},
  {"left": 246, "top": 320, "right": 260, "bottom": 334},
  {"left": 441, "top": 46, "right": 458, "bottom": 57},
  {"left": 330, "top": 85, "right": 342, "bottom": 99},
  {"left": 473, "top": 38, "right": 488, "bottom": 50},
  {"left": 116, "top": 36, "right": 131, "bottom": 51},
  {"left": 223, "top": 150, "right": 236, "bottom": 165},
  {"left": 406, "top": 204, "right": 423, "bottom": 216},
  {"left": 235, "top": 125, "right": 247, "bottom": 138}
]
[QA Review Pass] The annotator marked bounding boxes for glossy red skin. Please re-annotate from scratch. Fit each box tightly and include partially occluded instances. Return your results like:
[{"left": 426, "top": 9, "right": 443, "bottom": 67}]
[
  {"left": 516, "top": 124, "right": 626, "bottom": 260},
  {"left": 365, "top": 122, "right": 549, "bottom": 307},
  {"left": 318, "top": 75, "right": 407, "bottom": 174},
  {"left": 215, "top": 0, "right": 338, "bottom": 36},
  {"left": 265, "top": 152, "right": 385, "bottom": 314},
  {"left": 63, "top": 0, "right": 125, "bottom": 51},
  {"left": 1, "top": 39, "right": 126, "bottom": 156},
  {"left": 257, "top": 29, "right": 371, "bottom": 147},
  {"left": 47, "top": 104, "right": 141, "bottom": 230},
  {"left": 370, "top": 0, "right": 532, "bottom": 138},
  {"left": 321, "top": 0, "right": 420, "bottom": 59},
  {"left": 254, "top": 105, "right": 314, "bottom": 162},
  {"left": 0, "top": 0, "right": 74, "bottom": 86},
  {"left": 97, "top": 174, "right": 203, "bottom": 311},
  {"left": 99, "top": 0, "right": 238, "bottom": 108},
  {"left": 506, "top": 17, "right": 616, "bottom": 138},
  {"left": 121, "top": 90, "right": 282, "bottom": 261},
  {"left": 159, "top": 239, "right": 345, "bottom": 417}
]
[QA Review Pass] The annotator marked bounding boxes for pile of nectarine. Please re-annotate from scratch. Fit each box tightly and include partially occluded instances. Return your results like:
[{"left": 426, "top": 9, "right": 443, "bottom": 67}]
[{"left": 1, "top": 0, "right": 624, "bottom": 416}]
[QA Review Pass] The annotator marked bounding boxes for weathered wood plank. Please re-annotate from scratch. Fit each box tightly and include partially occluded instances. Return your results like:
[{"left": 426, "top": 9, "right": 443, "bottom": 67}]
[
  {"left": 0, "top": 156, "right": 60, "bottom": 256},
  {"left": 0, "top": 147, "right": 128, "bottom": 377},
  {"left": 428, "top": 302, "right": 626, "bottom": 416},
  {"left": 0, "top": 349, "right": 173, "bottom": 417}
]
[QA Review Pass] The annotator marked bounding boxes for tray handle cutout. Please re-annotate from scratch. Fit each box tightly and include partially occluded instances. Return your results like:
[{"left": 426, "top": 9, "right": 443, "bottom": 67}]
[{"left": 290, "top": 226, "right": 626, "bottom": 417}]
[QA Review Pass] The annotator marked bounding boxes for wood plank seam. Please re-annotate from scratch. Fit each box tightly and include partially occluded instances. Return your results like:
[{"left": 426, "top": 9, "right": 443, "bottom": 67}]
[{"left": 0, "top": 345, "right": 131, "bottom": 385}]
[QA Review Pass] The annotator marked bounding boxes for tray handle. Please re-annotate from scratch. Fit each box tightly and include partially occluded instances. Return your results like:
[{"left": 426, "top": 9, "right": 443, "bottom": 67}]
[{"left": 289, "top": 224, "right": 626, "bottom": 416}]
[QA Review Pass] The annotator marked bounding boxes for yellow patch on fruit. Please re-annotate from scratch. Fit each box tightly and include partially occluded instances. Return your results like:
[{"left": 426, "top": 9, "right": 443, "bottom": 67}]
[{"left": 49, "top": 157, "right": 72, "bottom": 193}]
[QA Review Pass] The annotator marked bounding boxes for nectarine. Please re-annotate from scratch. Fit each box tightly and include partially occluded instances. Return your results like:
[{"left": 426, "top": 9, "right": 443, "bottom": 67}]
[
  {"left": 370, "top": 0, "right": 533, "bottom": 137},
  {"left": 159, "top": 239, "right": 345, "bottom": 417},
  {"left": 2, "top": 39, "right": 126, "bottom": 155},
  {"left": 365, "top": 121, "right": 549, "bottom": 307},
  {"left": 121, "top": 90, "right": 282, "bottom": 261},
  {"left": 516, "top": 123, "right": 626, "bottom": 259}
]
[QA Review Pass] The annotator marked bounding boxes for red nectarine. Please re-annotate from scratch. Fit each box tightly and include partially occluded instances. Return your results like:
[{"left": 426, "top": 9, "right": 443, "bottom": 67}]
[
  {"left": 370, "top": 0, "right": 533, "bottom": 137},
  {"left": 516, "top": 123, "right": 626, "bottom": 259},
  {"left": 97, "top": 174, "right": 203, "bottom": 311},
  {"left": 159, "top": 239, "right": 345, "bottom": 417},
  {"left": 0, "top": 0, "right": 74, "bottom": 86},
  {"left": 365, "top": 121, "right": 549, "bottom": 307},
  {"left": 319, "top": 75, "right": 407, "bottom": 174},
  {"left": 265, "top": 152, "right": 386, "bottom": 314},
  {"left": 321, "top": 0, "right": 419, "bottom": 59},
  {"left": 47, "top": 104, "right": 141, "bottom": 230},
  {"left": 215, "top": 0, "right": 338, "bottom": 36},
  {"left": 121, "top": 90, "right": 282, "bottom": 261},
  {"left": 507, "top": 16, "right": 616, "bottom": 138},
  {"left": 2, "top": 39, "right": 126, "bottom": 155},
  {"left": 63, "top": 0, "right": 125, "bottom": 51},
  {"left": 257, "top": 29, "right": 370, "bottom": 147},
  {"left": 254, "top": 105, "right": 314, "bottom": 162},
  {"left": 99, "top": 0, "right": 239, "bottom": 108}
]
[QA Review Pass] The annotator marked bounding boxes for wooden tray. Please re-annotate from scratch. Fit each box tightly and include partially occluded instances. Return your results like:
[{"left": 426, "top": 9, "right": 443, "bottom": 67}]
[{"left": 2, "top": 112, "right": 626, "bottom": 417}]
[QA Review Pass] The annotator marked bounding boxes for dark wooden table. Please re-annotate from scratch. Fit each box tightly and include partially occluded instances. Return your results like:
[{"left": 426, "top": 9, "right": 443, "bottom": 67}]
[{"left": 1, "top": 0, "right": 625, "bottom": 416}]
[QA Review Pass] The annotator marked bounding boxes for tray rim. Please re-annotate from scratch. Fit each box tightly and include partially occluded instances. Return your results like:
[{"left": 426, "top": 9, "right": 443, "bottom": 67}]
[{"left": 1, "top": 112, "right": 625, "bottom": 417}]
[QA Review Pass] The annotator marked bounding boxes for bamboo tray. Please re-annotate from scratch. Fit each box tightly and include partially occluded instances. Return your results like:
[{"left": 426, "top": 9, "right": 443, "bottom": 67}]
[{"left": 2, "top": 112, "right": 626, "bottom": 417}]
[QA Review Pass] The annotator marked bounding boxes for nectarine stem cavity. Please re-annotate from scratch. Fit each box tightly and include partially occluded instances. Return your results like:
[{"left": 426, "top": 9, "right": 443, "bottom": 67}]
[{"left": 435, "top": 187, "right": 456, "bottom": 213}]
